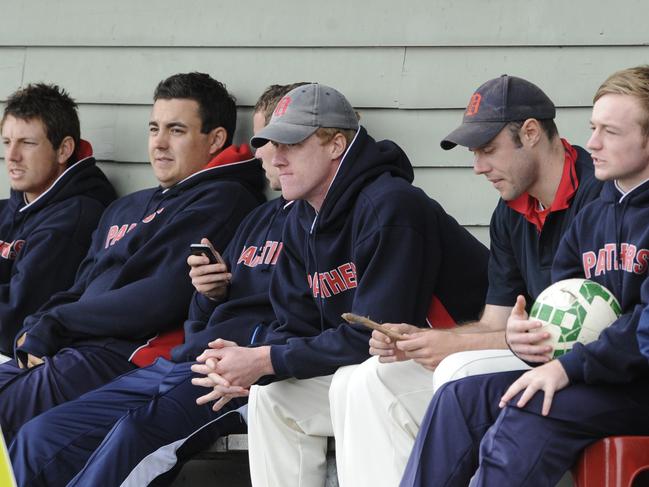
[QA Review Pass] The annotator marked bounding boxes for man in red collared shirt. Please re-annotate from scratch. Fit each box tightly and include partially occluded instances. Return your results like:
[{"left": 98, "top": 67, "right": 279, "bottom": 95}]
[{"left": 329, "top": 75, "right": 603, "bottom": 487}]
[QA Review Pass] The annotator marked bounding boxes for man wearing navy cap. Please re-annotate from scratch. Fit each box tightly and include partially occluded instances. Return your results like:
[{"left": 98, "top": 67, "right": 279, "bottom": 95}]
[
  {"left": 191, "top": 83, "right": 490, "bottom": 487},
  {"left": 330, "top": 75, "right": 604, "bottom": 487},
  {"left": 401, "top": 64, "right": 649, "bottom": 487}
]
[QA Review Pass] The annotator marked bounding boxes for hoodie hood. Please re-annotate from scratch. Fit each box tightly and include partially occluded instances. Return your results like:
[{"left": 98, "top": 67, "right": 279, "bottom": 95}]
[
  {"left": 12, "top": 140, "right": 116, "bottom": 216},
  {"left": 161, "top": 144, "right": 265, "bottom": 206},
  {"left": 205, "top": 143, "right": 254, "bottom": 169},
  {"left": 308, "top": 126, "right": 414, "bottom": 231},
  {"left": 599, "top": 178, "right": 649, "bottom": 207}
]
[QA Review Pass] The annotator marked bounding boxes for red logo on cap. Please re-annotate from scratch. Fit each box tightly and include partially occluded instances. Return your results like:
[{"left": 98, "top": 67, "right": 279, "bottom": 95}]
[
  {"left": 273, "top": 96, "right": 291, "bottom": 117},
  {"left": 465, "top": 93, "right": 482, "bottom": 116}
]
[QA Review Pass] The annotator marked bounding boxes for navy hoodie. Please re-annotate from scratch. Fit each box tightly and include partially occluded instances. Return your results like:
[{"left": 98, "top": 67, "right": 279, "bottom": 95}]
[
  {"left": 261, "top": 127, "right": 489, "bottom": 381},
  {"left": 0, "top": 143, "right": 115, "bottom": 355},
  {"left": 171, "top": 197, "right": 293, "bottom": 362},
  {"left": 16, "top": 147, "right": 265, "bottom": 364},
  {"left": 553, "top": 179, "right": 649, "bottom": 384}
]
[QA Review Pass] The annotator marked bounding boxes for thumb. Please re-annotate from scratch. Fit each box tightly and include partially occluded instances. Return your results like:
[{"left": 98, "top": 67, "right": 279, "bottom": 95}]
[
  {"left": 201, "top": 237, "right": 225, "bottom": 265},
  {"left": 512, "top": 295, "right": 528, "bottom": 318}
]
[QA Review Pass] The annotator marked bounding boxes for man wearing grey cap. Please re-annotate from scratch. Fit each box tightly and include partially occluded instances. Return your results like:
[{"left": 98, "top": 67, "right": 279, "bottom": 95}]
[
  {"left": 190, "top": 83, "right": 490, "bottom": 486},
  {"left": 331, "top": 75, "right": 604, "bottom": 487}
]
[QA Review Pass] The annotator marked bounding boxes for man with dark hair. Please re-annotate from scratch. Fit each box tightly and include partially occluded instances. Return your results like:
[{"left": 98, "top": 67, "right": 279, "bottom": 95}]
[
  {"left": 8, "top": 83, "right": 305, "bottom": 487},
  {"left": 329, "top": 75, "right": 604, "bottom": 487},
  {"left": 153, "top": 72, "right": 237, "bottom": 147},
  {"left": 4, "top": 83, "right": 81, "bottom": 159},
  {"left": 0, "top": 72, "right": 265, "bottom": 444},
  {"left": 0, "top": 83, "right": 116, "bottom": 358},
  {"left": 401, "top": 65, "right": 649, "bottom": 487}
]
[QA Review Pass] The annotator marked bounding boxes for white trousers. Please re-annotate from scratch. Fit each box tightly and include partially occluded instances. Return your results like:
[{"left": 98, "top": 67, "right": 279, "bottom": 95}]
[
  {"left": 329, "top": 350, "right": 530, "bottom": 487},
  {"left": 248, "top": 375, "right": 335, "bottom": 487}
]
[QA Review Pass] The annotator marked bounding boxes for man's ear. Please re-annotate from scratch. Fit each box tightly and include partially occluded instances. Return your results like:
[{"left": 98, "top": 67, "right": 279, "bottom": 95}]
[
  {"left": 330, "top": 132, "right": 348, "bottom": 160},
  {"left": 208, "top": 127, "right": 228, "bottom": 155},
  {"left": 56, "top": 136, "right": 75, "bottom": 165},
  {"left": 520, "top": 119, "right": 542, "bottom": 147}
]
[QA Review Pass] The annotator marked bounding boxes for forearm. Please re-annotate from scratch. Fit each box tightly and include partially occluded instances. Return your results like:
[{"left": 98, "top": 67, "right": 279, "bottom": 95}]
[
  {"left": 448, "top": 329, "right": 508, "bottom": 350},
  {"left": 450, "top": 320, "right": 505, "bottom": 334},
  {"left": 449, "top": 304, "right": 511, "bottom": 335}
]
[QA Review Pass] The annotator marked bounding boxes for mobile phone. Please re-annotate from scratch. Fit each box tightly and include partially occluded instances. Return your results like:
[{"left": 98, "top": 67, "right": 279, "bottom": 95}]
[
  {"left": 341, "top": 312, "right": 405, "bottom": 341},
  {"left": 190, "top": 243, "right": 224, "bottom": 265}
]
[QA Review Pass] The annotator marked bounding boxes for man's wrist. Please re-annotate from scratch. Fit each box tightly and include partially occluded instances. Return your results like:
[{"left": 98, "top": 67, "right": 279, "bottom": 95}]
[{"left": 255, "top": 346, "right": 275, "bottom": 376}]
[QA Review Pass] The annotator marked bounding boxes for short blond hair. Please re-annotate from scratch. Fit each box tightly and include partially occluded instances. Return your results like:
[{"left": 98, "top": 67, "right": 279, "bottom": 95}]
[
  {"left": 314, "top": 127, "right": 358, "bottom": 148},
  {"left": 594, "top": 65, "right": 649, "bottom": 136}
]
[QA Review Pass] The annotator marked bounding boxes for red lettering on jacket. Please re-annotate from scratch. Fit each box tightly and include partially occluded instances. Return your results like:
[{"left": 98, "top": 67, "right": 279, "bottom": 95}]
[
  {"left": 634, "top": 249, "right": 649, "bottom": 274},
  {"left": 142, "top": 208, "right": 165, "bottom": 224},
  {"left": 237, "top": 240, "right": 283, "bottom": 268},
  {"left": 322, "top": 270, "right": 346, "bottom": 294},
  {"left": 104, "top": 208, "right": 165, "bottom": 249},
  {"left": 307, "top": 262, "right": 358, "bottom": 298},
  {"left": 270, "top": 243, "right": 283, "bottom": 265},
  {"left": 0, "top": 239, "right": 25, "bottom": 260},
  {"left": 582, "top": 243, "right": 649, "bottom": 278},
  {"left": 583, "top": 251, "right": 596, "bottom": 279}
]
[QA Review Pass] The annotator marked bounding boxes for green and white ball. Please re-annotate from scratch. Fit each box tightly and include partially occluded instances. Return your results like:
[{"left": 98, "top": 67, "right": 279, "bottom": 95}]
[{"left": 529, "top": 278, "right": 621, "bottom": 358}]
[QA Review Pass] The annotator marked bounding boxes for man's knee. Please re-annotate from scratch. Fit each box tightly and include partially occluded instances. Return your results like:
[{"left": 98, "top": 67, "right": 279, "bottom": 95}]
[
  {"left": 432, "top": 350, "right": 528, "bottom": 392},
  {"left": 329, "top": 363, "right": 359, "bottom": 404}
]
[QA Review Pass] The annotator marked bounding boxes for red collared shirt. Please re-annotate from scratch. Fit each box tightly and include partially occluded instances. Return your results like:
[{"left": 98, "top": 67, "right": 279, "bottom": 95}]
[{"left": 506, "top": 138, "right": 578, "bottom": 233}]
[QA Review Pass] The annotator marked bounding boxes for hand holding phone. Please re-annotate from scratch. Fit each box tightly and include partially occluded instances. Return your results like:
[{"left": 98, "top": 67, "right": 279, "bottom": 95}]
[
  {"left": 189, "top": 240, "right": 230, "bottom": 301},
  {"left": 342, "top": 312, "right": 405, "bottom": 341},
  {"left": 190, "top": 243, "right": 225, "bottom": 265}
]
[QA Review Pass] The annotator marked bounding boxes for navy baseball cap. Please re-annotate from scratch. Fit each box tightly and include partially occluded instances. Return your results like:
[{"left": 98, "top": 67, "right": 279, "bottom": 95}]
[
  {"left": 441, "top": 75, "right": 556, "bottom": 150},
  {"left": 250, "top": 83, "right": 359, "bottom": 148}
]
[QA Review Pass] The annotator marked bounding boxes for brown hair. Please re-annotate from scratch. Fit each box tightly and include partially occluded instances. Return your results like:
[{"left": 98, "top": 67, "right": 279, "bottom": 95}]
[
  {"left": 2, "top": 83, "right": 80, "bottom": 156},
  {"left": 506, "top": 119, "right": 558, "bottom": 148},
  {"left": 254, "top": 83, "right": 310, "bottom": 124}
]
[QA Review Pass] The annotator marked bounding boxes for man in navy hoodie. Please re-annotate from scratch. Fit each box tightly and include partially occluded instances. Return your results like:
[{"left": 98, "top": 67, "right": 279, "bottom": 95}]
[
  {"left": 0, "top": 72, "right": 265, "bottom": 443},
  {"left": 190, "top": 83, "right": 489, "bottom": 487},
  {"left": 401, "top": 65, "right": 649, "bottom": 487},
  {"left": 0, "top": 83, "right": 116, "bottom": 359},
  {"left": 8, "top": 83, "right": 305, "bottom": 487}
]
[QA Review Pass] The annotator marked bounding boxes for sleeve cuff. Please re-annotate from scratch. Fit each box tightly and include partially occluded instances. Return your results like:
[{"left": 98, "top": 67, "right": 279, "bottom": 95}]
[
  {"left": 18, "top": 333, "right": 51, "bottom": 360},
  {"left": 557, "top": 348, "right": 584, "bottom": 383},
  {"left": 195, "top": 292, "right": 221, "bottom": 313},
  {"left": 269, "top": 344, "right": 289, "bottom": 379}
]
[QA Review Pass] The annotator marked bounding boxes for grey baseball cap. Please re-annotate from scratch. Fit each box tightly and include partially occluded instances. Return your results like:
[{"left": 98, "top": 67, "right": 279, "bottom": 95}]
[
  {"left": 440, "top": 75, "right": 556, "bottom": 150},
  {"left": 250, "top": 83, "right": 359, "bottom": 148}
]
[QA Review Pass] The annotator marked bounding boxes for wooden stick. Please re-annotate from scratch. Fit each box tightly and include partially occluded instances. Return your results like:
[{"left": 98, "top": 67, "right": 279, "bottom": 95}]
[{"left": 342, "top": 312, "right": 404, "bottom": 341}]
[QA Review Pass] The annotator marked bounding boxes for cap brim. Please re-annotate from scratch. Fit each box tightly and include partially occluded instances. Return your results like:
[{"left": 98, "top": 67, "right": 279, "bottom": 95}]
[
  {"left": 440, "top": 121, "right": 507, "bottom": 151},
  {"left": 250, "top": 123, "right": 318, "bottom": 148}
]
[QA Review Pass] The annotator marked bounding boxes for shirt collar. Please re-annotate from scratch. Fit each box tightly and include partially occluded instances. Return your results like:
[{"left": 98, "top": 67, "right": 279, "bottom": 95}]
[{"left": 506, "top": 138, "right": 578, "bottom": 232}]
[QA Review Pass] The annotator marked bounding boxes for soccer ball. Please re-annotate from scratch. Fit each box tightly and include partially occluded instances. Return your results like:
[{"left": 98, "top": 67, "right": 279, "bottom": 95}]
[{"left": 529, "top": 278, "right": 621, "bottom": 358}]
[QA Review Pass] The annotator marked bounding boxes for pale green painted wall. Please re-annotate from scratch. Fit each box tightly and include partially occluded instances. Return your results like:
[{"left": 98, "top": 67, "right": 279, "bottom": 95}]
[{"left": 1, "top": 0, "right": 647, "bottom": 245}]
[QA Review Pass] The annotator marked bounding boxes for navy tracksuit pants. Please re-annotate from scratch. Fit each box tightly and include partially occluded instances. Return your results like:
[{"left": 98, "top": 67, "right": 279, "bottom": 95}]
[
  {"left": 0, "top": 346, "right": 135, "bottom": 443},
  {"left": 400, "top": 370, "right": 649, "bottom": 487},
  {"left": 10, "top": 358, "right": 246, "bottom": 487}
]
